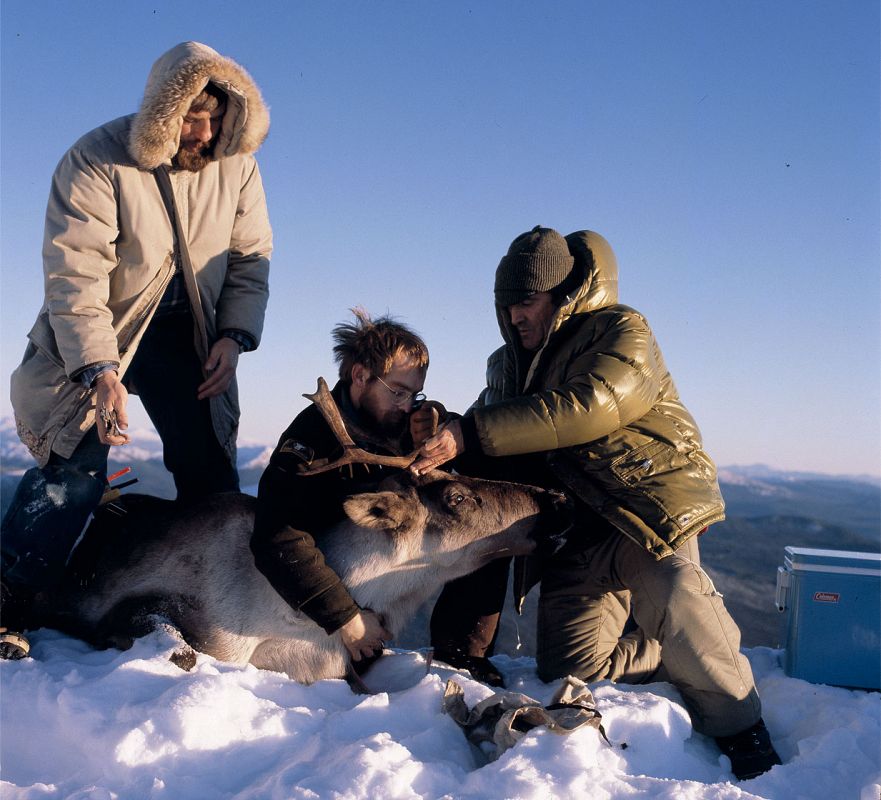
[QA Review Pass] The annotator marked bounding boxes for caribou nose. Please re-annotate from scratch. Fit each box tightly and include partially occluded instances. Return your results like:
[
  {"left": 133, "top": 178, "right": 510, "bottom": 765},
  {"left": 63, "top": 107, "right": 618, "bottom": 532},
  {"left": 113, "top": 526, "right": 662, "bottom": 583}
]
[
  {"left": 538, "top": 489, "right": 574, "bottom": 517},
  {"left": 533, "top": 490, "right": 575, "bottom": 556}
]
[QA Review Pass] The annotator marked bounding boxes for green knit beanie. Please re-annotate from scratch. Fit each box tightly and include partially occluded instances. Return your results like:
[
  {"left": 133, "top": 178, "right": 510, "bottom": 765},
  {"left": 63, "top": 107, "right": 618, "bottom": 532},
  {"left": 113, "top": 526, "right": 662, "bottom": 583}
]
[{"left": 494, "top": 225, "right": 575, "bottom": 307}]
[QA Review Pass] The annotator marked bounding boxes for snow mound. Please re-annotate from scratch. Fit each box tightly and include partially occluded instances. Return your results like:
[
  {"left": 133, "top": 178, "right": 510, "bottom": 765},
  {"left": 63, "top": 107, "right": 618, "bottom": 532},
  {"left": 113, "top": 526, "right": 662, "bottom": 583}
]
[{"left": 1, "top": 633, "right": 879, "bottom": 799}]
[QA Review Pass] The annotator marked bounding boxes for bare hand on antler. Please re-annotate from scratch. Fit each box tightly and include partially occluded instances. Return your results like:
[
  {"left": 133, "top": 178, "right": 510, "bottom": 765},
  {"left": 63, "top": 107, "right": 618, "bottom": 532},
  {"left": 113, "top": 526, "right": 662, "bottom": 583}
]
[
  {"left": 410, "top": 401, "right": 444, "bottom": 447},
  {"left": 410, "top": 419, "right": 464, "bottom": 475}
]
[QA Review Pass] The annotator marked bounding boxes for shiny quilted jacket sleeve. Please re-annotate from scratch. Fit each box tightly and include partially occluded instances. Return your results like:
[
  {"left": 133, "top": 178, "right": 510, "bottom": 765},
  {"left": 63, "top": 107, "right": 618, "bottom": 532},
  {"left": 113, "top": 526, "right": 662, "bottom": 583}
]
[{"left": 473, "top": 309, "right": 661, "bottom": 457}]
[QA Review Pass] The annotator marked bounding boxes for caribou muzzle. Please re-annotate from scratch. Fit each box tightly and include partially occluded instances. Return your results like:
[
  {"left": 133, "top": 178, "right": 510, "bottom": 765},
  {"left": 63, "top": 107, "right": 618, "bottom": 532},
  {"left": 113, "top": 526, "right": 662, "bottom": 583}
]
[{"left": 531, "top": 489, "right": 574, "bottom": 557}]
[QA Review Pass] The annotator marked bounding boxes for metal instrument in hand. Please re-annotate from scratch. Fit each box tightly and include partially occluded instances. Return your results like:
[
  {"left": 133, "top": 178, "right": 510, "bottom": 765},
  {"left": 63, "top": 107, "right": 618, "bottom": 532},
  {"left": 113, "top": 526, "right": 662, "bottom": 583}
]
[{"left": 99, "top": 405, "right": 122, "bottom": 438}]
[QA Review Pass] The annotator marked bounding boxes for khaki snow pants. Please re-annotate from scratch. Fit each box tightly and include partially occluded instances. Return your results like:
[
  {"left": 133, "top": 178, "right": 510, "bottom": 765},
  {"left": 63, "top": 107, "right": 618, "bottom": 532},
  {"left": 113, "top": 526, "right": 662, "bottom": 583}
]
[{"left": 536, "top": 533, "right": 761, "bottom": 737}]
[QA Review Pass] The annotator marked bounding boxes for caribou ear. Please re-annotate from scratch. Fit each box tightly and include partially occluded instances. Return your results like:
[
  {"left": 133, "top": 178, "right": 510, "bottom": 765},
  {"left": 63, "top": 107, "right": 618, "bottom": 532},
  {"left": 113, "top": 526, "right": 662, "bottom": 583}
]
[{"left": 343, "top": 492, "right": 410, "bottom": 530}]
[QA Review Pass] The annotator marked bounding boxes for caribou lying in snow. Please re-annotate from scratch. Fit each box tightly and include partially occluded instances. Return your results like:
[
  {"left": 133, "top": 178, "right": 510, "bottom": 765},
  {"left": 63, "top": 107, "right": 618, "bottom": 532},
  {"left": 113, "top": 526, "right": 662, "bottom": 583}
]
[
  {"left": 32, "top": 380, "right": 572, "bottom": 684},
  {"left": 37, "top": 471, "right": 570, "bottom": 684}
]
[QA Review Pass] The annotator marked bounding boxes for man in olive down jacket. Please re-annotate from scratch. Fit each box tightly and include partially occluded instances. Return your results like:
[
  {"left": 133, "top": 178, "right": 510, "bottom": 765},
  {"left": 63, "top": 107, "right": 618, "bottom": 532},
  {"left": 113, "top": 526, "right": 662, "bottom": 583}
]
[
  {"left": 0, "top": 42, "right": 272, "bottom": 659},
  {"left": 412, "top": 226, "right": 781, "bottom": 781}
]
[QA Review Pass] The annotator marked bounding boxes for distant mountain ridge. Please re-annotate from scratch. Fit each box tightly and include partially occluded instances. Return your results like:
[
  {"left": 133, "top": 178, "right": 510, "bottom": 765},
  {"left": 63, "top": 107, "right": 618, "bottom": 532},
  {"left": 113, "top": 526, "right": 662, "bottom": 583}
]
[
  {"left": 3, "top": 417, "right": 877, "bottom": 489},
  {"left": 0, "top": 416, "right": 272, "bottom": 504},
  {"left": 2, "top": 417, "right": 878, "bottom": 649},
  {"left": 0, "top": 415, "right": 273, "bottom": 464},
  {"left": 718, "top": 463, "right": 881, "bottom": 487}
]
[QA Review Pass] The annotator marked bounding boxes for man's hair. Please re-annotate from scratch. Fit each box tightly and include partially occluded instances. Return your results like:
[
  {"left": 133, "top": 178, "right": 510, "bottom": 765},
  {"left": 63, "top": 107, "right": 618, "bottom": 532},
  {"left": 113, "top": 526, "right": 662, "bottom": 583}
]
[
  {"left": 189, "top": 81, "right": 227, "bottom": 114},
  {"left": 333, "top": 308, "right": 429, "bottom": 383}
]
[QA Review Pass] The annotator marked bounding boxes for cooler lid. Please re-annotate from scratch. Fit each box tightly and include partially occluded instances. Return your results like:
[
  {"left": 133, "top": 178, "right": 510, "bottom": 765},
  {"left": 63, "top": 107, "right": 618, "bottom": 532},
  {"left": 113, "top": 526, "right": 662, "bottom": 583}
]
[{"left": 784, "top": 546, "right": 881, "bottom": 576}]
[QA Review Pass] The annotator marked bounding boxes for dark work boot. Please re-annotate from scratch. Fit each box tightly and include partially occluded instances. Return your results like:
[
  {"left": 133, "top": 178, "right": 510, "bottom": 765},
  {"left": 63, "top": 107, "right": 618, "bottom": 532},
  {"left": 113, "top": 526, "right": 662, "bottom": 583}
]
[
  {"left": 715, "top": 718, "right": 782, "bottom": 780},
  {"left": 434, "top": 648, "right": 505, "bottom": 687}
]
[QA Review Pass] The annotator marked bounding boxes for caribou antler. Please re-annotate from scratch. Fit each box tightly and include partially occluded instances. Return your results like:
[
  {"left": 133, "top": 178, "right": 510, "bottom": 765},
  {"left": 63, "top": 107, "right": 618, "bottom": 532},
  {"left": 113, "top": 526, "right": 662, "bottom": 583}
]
[{"left": 296, "top": 377, "right": 420, "bottom": 475}]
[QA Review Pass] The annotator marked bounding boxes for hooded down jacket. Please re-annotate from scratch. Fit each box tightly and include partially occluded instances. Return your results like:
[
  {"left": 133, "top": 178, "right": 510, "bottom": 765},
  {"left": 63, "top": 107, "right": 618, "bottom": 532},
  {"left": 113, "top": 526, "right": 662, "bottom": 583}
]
[
  {"left": 11, "top": 42, "right": 272, "bottom": 466},
  {"left": 471, "top": 230, "right": 724, "bottom": 559}
]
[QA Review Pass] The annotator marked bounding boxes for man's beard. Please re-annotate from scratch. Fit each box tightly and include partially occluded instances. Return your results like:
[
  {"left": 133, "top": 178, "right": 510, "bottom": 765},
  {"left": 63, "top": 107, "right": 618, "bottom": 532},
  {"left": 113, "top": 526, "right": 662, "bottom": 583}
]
[
  {"left": 173, "top": 141, "right": 216, "bottom": 172},
  {"left": 359, "top": 391, "right": 408, "bottom": 438}
]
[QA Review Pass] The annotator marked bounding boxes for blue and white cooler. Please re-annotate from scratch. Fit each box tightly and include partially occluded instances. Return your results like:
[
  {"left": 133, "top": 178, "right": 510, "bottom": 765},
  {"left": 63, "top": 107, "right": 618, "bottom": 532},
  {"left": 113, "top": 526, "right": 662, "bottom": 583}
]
[{"left": 775, "top": 546, "right": 881, "bottom": 690}]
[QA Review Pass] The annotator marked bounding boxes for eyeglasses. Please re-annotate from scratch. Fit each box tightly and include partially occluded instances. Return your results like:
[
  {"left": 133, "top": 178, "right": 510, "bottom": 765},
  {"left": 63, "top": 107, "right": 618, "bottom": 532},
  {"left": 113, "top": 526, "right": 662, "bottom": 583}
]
[{"left": 374, "top": 375, "right": 426, "bottom": 407}]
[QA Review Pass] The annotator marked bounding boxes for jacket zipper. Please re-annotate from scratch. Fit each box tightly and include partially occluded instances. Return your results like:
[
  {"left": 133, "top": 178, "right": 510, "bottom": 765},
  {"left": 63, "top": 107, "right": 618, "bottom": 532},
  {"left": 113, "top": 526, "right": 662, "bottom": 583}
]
[
  {"left": 66, "top": 256, "right": 176, "bottom": 426},
  {"left": 115, "top": 255, "right": 176, "bottom": 359}
]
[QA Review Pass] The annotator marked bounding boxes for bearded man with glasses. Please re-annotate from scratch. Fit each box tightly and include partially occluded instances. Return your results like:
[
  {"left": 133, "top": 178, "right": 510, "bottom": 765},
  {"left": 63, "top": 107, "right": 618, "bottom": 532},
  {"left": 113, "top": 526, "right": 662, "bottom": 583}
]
[{"left": 250, "top": 309, "right": 442, "bottom": 671}]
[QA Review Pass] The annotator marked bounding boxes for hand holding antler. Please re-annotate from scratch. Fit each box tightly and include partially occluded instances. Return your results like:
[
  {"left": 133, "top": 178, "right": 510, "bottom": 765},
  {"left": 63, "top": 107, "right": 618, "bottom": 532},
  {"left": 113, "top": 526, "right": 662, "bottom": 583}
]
[{"left": 409, "top": 419, "right": 464, "bottom": 475}]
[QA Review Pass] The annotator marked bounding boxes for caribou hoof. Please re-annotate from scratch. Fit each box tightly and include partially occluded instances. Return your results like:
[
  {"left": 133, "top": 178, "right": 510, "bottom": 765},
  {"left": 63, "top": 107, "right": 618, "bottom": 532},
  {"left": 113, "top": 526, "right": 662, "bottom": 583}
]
[{"left": 169, "top": 645, "right": 198, "bottom": 671}]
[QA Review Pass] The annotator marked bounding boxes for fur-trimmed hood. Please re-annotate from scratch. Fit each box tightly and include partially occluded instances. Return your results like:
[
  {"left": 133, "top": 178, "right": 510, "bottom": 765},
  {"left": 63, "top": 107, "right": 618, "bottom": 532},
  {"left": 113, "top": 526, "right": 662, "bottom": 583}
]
[{"left": 128, "top": 41, "right": 270, "bottom": 169}]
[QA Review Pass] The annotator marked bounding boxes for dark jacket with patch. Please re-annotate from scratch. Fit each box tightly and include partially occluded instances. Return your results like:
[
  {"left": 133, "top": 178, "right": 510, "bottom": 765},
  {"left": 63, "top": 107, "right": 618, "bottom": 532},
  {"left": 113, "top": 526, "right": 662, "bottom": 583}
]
[{"left": 251, "top": 382, "right": 412, "bottom": 633}]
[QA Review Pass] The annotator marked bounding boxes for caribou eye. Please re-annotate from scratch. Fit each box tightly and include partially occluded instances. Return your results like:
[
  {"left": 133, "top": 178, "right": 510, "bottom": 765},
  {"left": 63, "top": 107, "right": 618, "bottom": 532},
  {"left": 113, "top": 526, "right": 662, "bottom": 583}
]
[{"left": 448, "top": 492, "right": 466, "bottom": 507}]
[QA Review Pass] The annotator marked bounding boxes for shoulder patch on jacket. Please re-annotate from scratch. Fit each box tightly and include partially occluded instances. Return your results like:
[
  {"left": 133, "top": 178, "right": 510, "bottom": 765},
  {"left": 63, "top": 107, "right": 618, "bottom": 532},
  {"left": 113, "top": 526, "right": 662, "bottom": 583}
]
[{"left": 276, "top": 438, "right": 314, "bottom": 465}]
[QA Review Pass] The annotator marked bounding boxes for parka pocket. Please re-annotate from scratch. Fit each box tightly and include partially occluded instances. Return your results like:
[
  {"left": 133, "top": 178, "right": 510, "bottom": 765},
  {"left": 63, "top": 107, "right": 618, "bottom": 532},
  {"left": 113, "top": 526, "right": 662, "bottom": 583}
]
[
  {"left": 610, "top": 441, "right": 686, "bottom": 485},
  {"left": 11, "top": 341, "right": 92, "bottom": 461},
  {"left": 609, "top": 440, "right": 723, "bottom": 534},
  {"left": 26, "top": 315, "right": 66, "bottom": 371}
]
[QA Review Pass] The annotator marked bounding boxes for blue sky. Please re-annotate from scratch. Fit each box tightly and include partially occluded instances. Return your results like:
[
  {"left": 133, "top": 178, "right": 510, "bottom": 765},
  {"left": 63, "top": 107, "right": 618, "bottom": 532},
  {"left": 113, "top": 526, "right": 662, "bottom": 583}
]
[{"left": 1, "top": 1, "right": 879, "bottom": 476}]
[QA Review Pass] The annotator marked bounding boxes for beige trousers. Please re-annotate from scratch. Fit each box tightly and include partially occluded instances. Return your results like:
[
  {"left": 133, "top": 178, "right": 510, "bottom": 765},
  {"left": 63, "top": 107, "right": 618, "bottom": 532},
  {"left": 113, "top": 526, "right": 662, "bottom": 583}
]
[{"left": 536, "top": 533, "right": 761, "bottom": 737}]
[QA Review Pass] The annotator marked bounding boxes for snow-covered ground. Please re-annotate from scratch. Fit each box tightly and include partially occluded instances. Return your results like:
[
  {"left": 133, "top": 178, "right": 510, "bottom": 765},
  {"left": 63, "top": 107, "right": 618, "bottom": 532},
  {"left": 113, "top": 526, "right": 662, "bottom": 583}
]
[{"left": 1, "top": 631, "right": 878, "bottom": 799}]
